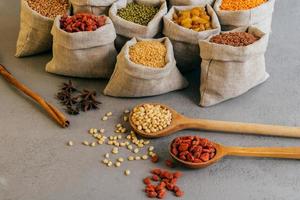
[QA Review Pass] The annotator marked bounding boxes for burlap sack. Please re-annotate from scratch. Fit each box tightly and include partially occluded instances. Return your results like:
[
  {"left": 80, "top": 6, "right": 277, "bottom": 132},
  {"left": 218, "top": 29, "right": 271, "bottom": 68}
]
[
  {"left": 70, "top": 0, "right": 117, "bottom": 15},
  {"left": 163, "top": 4, "right": 220, "bottom": 72},
  {"left": 109, "top": 0, "right": 168, "bottom": 51},
  {"left": 199, "top": 27, "right": 269, "bottom": 107},
  {"left": 46, "top": 16, "right": 117, "bottom": 78},
  {"left": 213, "top": 0, "right": 275, "bottom": 33},
  {"left": 15, "top": 0, "right": 54, "bottom": 57},
  {"left": 169, "top": 0, "right": 214, "bottom": 6},
  {"left": 103, "top": 37, "right": 188, "bottom": 97}
]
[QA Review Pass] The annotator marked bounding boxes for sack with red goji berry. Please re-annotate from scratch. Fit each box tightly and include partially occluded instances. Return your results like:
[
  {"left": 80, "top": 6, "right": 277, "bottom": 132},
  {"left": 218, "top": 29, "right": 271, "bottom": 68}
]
[
  {"left": 109, "top": 0, "right": 168, "bottom": 51},
  {"left": 45, "top": 16, "right": 117, "bottom": 78},
  {"left": 103, "top": 37, "right": 188, "bottom": 97},
  {"left": 70, "top": 0, "right": 118, "bottom": 15},
  {"left": 214, "top": 0, "right": 275, "bottom": 33},
  {"left": 198, "top": 27, "right": 269, "bottom": 107}
]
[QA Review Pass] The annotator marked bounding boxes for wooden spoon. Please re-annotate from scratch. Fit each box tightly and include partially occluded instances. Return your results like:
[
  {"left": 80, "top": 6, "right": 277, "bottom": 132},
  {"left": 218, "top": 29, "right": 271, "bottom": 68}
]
[
  {"left": 129, "top": 103, "right": 300, "bottom": 138},
  {"left": 169, "top": 139, "right": 300, "bottom": 169}
]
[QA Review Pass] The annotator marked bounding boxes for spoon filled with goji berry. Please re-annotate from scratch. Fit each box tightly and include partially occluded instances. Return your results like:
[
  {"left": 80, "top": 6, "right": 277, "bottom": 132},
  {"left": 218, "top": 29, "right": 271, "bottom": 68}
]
[
  {"left": 129, "top": 103, "right": 300, "bottom": 138},
  {"left": 169, "top": 136, "right": 300, "bottom": 169}
]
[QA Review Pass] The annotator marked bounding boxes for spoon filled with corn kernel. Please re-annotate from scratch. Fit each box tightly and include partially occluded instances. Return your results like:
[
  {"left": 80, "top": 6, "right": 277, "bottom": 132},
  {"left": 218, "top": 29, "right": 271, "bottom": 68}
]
[
  {"left": 129, "top": 103, "right": 300, "bottom": 138},
  {"left": 169, "top": 135, "right": 300, "bottom": 169}
]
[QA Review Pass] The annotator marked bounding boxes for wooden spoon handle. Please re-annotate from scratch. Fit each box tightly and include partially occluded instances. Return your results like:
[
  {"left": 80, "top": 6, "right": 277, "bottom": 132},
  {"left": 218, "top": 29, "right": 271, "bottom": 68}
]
[
  {"left": 224, "top": 146, "right": 300, "bottom": 159},
  {"left": 180, "top": 117, "right": 300, "bottom": 138}
]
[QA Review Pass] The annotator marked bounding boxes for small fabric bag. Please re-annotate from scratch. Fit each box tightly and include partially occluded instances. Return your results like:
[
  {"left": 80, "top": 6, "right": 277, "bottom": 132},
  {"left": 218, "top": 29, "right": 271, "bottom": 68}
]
[
  {"left": 169, "top": 0, "right": 214, "bottom": 6},
  {"left": 109, "top": 0, "right": 168, "bottom": 51},
  {"left": 213, "top": 0, "right": 275, "bottom": 33},
  {"left": 199, "top": 27, "right": 269, "bottom": 107},
  {"left": 46, "top": 16, "right": 117, "bottom": 78},
  {"left": 163, "top": 4, "right": 221, "bottom": 72},
  {"left": 70, "top": 0, "right": 117, "bottom": 15},
  {"left": 104, "top": 37, "right": 188, "bottom": 97}
]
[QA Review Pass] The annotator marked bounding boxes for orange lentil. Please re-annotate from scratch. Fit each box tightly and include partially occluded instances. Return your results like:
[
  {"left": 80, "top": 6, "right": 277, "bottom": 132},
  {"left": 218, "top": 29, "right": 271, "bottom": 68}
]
[{"left": 220, "top": 0, "right": 267, "bottom": 11}]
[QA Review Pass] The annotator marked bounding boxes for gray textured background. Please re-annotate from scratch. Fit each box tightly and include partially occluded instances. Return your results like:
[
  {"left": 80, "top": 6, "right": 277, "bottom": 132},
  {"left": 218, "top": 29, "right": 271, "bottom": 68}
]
[{"left": 1, "top": 0, "right": 300, "bottom": 200}]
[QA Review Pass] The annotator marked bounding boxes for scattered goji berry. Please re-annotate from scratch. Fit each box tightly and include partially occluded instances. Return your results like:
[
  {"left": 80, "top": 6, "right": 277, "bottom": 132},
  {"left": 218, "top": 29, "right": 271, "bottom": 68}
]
[
  {"left": 144, "top": 177, "right": 152, "bottom": 185},
  {"left": 152, "top": 175, "right": 160, "bottom": 181},
  {"left": 151, "top": 154, "right": 159, "bottom": 163}
]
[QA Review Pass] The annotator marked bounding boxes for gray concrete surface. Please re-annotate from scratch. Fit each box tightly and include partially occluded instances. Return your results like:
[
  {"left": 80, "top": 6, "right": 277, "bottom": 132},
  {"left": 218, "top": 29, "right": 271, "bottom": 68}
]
[{"left": 1, "top": 1, "right": 300, "bottom": 200}]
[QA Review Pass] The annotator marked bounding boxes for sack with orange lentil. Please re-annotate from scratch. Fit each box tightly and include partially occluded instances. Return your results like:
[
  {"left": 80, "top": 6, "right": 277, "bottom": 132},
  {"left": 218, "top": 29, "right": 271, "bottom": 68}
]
[
  {"left": 103, "top": 37, "right": 188, "bottom": 97},
  {"left": 214, "top": 0, "right": 275, "bottom": 33},
  {"left": 169, "top": 0, "right": 214, "bottom": 6},
  {"left": 163, "top": 4, "right": 221, "bottom": 72},
  {"left": 198, "top": 27, "right": 269, "bottom": 107}
]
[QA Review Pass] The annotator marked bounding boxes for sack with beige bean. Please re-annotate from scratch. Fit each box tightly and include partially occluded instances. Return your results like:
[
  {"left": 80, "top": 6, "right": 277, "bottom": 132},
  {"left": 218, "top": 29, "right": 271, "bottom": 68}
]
[
  {"left": 199, "top": 27, "right": 269, "bottom": 107},
  {"left": 163, "top": 4, "right": 221, "bottom": 72},
  {"left": 169, "top": 0, "right": 214, "bottom": 6},
  {"left": 16, "top": 0, "right": 54, "bottom": 57},
  {"left": 103, "top": 37, "right": 188, "bottom": 97},
  {"left": 70, "top": 0, "right": 117, "bottom": 15},
  {"left": 213, "top": 0, "right": 275, "bottom": 33},
  {"left": 109, "top": 0, "right": 168, "bottom": 51},
  {"left": 46, "top": 16, "right": 117, "bottom": 78}
]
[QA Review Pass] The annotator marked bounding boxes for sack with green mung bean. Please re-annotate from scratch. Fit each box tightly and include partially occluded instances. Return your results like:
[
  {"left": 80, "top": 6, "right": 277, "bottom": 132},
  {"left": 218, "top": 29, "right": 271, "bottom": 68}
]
[
  {"left": 163, "top": 4, "right": 221, "bottom": 72},
  {"left": 169, "top": 0, "right": 215, "bottom": 6},
  {"left": 109, "top": 0, "right": 168, "bottom": 51},
  {"left": 103, "top": 37, "right": 188, "bottom": 97},
  {"left": 46, "top": 16, "right": 117, "bottom": 78},
  {"left": 70, "top": 0, "right": 117, "bottom": 15},
  {"left": 15, "top": 0, "right": 69, "bottom": 57}
]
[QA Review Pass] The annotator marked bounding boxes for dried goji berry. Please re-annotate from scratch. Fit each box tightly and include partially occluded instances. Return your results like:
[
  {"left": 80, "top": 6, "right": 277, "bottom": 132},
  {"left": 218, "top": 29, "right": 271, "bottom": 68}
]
[
  {"left": 175, "top": 190, "right": 184, "bottom": 197},
  {"left": 178, "top": 143, "right": 189, "bottom": 152},
  {"left": 151, "top": 155, "right": 159, "bottom": 163},
  {"left": 152, "top": 175, "right": 160, "bottom": 181},
  {"left": 165, "top": 160, "right": 175, "bottom": 168},
  {"left": 173, "top": 171, "right": 182, "bottom": 179},
  {"left": 200, "top": 153, "right": 210, "bottom": 162},
  {"left": 151, "top": 168, "right": 161, "bottom": 175},
  {"left": 147, "top": 191, "right": 157, "bottom": 198},
  {"left": 157, "top": 190, "right": 166, "bottom": 199},
  {"left": 143, "top": 177, "right": 151, "bottom": 185}
]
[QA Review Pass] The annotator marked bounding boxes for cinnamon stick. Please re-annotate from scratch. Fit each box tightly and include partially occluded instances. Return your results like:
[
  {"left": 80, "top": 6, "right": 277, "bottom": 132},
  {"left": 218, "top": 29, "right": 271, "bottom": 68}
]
[{"left": 0, "top": 64, "right": 69, "bottom": 128}]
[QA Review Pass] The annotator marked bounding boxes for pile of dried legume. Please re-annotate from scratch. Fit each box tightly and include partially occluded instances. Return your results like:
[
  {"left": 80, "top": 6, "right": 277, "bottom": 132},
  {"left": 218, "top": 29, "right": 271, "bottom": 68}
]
[
  {"left": 67, "top": 109, "right": 160, "bottom": 176},
  {"left": 117, "top": 2, "right": 159, "bottom": 26},
  {"left": 210, "top": 32, "right": 259, "bottom": 47},
  {"left": 129, "top": 41, "right": 167, "bottom": 68},
  {"left": 220, "top": 0, "right": 268, "bottom": 11},
  {"left": 173, "top": 7, "right": 212, "bottom": 32},
  {"left": 131, "top": 104, "right": 172, "bottom": 134},
  {"left": 60, "top": 14, "right": 107, "bottom": 33},
  {"left": 171, "top": 136, "right": 216, "bottom": 163},
  {"left": 26, "top": 0, "right": 69, "bottom": 19}
]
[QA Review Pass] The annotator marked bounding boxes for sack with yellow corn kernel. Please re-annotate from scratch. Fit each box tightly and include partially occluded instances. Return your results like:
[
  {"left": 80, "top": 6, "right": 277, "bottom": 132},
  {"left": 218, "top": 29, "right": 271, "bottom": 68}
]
[
  {"left": 104, "top": 37, "right": 188, "bottom": 97},
  {"left": 198, "top": 27, "right": 269, "bottom": 107},
  {"left": 163, "top": 4, "right": 220, "bottom": 72},
  {"left": 214, "top": 0, "right": 275, "bottom": 33},
  {"left": 169, "top": 0, "right": 214, "bottom": 6},
  {"left": 71, "top": 0, "right": 118, "bottom": 15}
]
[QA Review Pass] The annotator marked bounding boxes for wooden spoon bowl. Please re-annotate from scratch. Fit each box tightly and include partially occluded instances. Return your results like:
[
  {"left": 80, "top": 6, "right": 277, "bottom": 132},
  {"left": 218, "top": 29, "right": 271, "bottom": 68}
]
[
  {"left": 169, "top": 137, "right": 300, "bottom": 169},
  {"left": 129, "top": 103, "right": 300, "bottom": 138}
]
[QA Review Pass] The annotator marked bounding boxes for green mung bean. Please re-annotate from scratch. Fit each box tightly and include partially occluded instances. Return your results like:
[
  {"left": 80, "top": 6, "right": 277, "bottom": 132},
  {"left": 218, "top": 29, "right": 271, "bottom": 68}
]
[{"left": 117, "top": 2, "right": 159, "bottom": 26}]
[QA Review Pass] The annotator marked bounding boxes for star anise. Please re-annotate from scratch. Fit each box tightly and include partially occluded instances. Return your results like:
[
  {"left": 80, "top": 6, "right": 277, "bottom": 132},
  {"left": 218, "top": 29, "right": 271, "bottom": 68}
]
[
  {"left": 79, "top": 89, "right": 97, "bottom": 101},
  {"left": 61, "top": 80, "right": 77, "bottom": 93},
  {"left": 56, "top": 90, "right": 71, "bottom": 101},
  {"left": 61, "top": 96, "right": 78, "bottom": 107},
  {"left": 80, "top": 99, "right": 101, "bottom": 112},
  {"left": 66, "top": 106, "right": 80, "bottom": 115}
]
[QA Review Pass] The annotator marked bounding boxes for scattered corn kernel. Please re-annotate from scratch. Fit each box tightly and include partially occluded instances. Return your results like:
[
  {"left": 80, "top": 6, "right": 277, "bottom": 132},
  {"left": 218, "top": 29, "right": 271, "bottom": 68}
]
[
  {"left": 106, "top": 112, "right": 113, "bottom": 116},
  {"left": 142, "top": 155, "right": 148, "bottom": 160},
  {"left": 133, "top": 148, "right": 139, "bottom": 153},
  {"left": 124, "top": 169, "right": 131, "bottom": 176},
  {"left": 118, "top": 157, "right": 124, "bottom": 162},
  {"left": 90, "top": 142, "right": 96, "bottom": 147},
  {"left": 82, "top": 141, "right": 89, "bottom": 146},
  {"left": 102, "top": 116, "right": 108, "bottom": 121},
  {"left": 124, "top": 109, "right": 130, "bottom": 114},
  {"left": 105, "top": 153, "right": 110, "bottom": 158},
  {"left": 148, "top": 146, "right": 154, "bottom": 151},
  {"left": 128, "top": 156, "right": 134, "bottom": 161},
  {"left": 115, "top": 162, "right": 121, "bottom": 167},
  {"left": 112, "top": 147, "right": 119, "bottom": 154},
  {"left": 135, "top": 156, "right": 141, "bottom": 160},
  {"left": 67, "top": 141, "right": 74, "bottom": 146},
  {"left": 102, "top": 159, "right": 109, "bottom": 164},
  {"left": 107, "top": 161, "right": 113, "bottom": 167}
]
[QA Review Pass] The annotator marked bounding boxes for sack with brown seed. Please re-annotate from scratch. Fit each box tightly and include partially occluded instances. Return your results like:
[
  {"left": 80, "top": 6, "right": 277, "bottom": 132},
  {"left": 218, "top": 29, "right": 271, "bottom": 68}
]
[
  {"left": 169, "top": 0, "right": 215, "bottom": 6},
  {"left": 15, "top": 0, "right": 66, "bottom": 57},
  {"left": 109, "top": 0, "right": 168, "bottom": 51},
  {"left": 46, "top": 16, "right": 117, "bottom": 78},
  {"left": 103, "top": 37, "right": 188, "bottom": 97},
  {"left": 213, "top": 0, "right": 275, "bottom": 33},
  {"left": 70, "top": 0, "right": 117, "bottom": 15},
  {"left": 199, "top": 27, "right": 269, "bottom": 107},
  {"left": 163, "top": 4, "right": 221, "bottom": 72}
]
